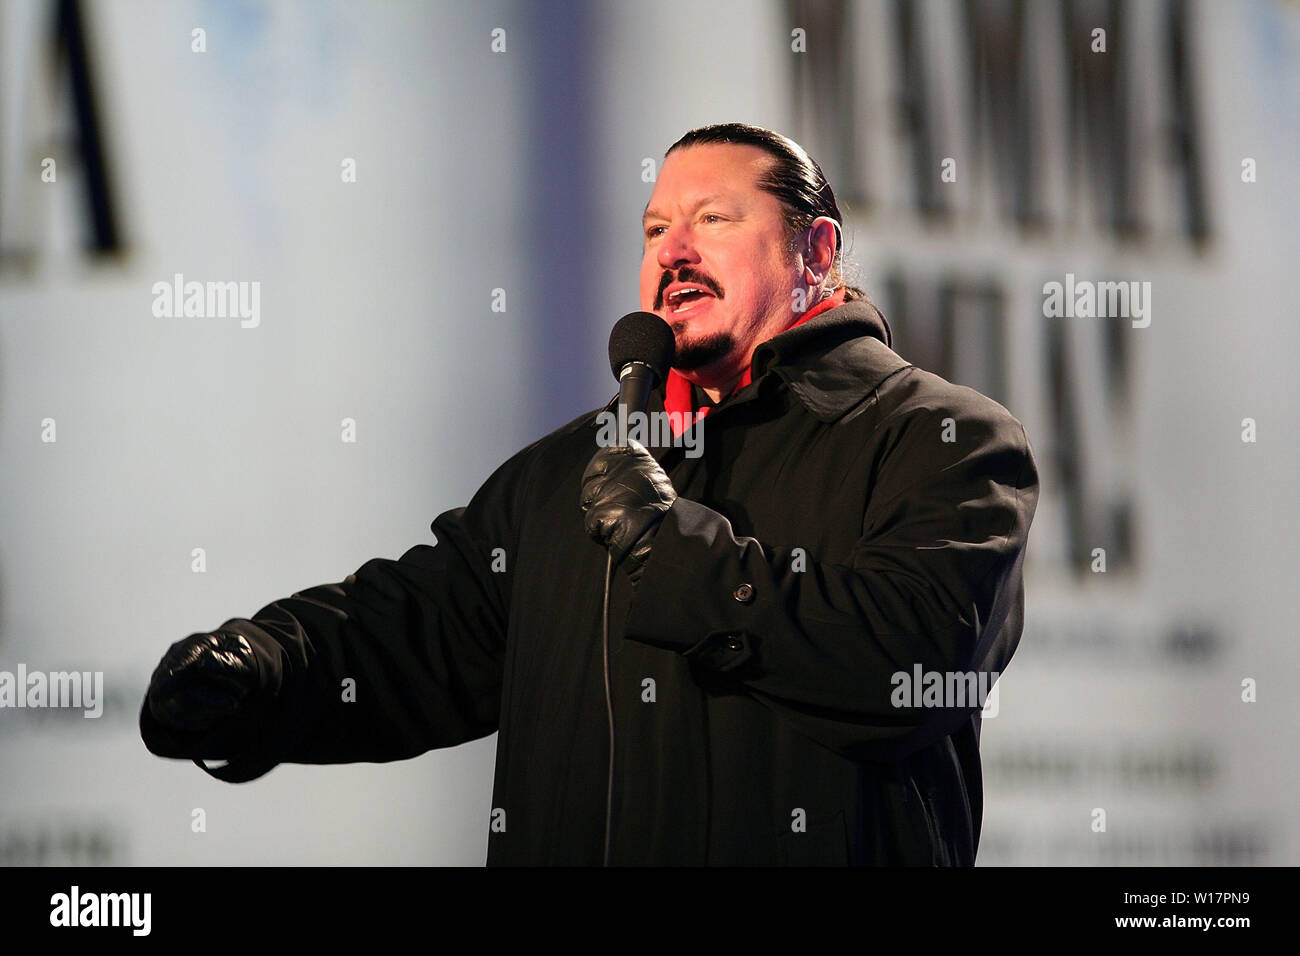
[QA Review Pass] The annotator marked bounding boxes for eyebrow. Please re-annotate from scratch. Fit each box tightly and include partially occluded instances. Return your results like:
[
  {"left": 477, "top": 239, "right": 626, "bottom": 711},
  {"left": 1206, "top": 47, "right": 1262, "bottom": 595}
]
[{"left": 642, "top": 194, "right": 732, "bottom": 225}]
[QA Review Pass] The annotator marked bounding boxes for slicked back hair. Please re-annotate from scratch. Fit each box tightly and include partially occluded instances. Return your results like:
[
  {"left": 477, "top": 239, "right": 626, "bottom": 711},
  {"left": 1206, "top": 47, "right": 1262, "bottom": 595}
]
[{"left": 665, "top": 123, "right": 872, "bottom": 309}]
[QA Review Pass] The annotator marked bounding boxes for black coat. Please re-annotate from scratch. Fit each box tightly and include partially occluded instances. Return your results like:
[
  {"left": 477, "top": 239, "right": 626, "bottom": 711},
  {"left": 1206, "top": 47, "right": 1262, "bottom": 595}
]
[{"left": 140, "top": 299, "right": 1040, "bottom": 865}]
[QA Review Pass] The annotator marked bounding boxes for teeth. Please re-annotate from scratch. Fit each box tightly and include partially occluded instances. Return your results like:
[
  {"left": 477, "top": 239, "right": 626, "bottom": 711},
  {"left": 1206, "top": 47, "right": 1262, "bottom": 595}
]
[
  {"left": 672, "top": 296, "right": 710, "bottom": 314},
  {"left": 668, "top": 287, "right": 706, "bottom": 300}
]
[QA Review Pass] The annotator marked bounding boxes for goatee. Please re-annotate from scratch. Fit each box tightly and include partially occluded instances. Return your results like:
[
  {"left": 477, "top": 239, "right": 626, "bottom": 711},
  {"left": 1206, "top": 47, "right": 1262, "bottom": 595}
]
[{"left": 672, "top": 332, "right": 734, "bottom": 372}]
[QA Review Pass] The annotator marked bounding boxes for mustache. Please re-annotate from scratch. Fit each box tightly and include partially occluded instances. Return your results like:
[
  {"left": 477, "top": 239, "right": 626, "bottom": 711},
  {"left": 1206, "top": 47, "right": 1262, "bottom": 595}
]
[{"left": 656, "top": 268, "right": 723, "bottom": 309}]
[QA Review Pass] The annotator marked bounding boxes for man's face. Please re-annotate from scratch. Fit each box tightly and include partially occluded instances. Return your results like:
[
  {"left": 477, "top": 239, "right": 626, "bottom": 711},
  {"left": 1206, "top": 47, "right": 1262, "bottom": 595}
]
[{"left": 639, "top": 143, "right": 803, "bottom": 384}]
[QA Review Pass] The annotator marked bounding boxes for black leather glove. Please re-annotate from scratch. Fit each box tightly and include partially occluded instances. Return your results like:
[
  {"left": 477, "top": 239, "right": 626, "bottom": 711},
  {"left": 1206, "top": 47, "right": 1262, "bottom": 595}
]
[
  {"left": 141, "top": 630, "right": 261, "bottom": 757},
  {"left": 581, "top": 440, "right": 677, "bottom": 583}
]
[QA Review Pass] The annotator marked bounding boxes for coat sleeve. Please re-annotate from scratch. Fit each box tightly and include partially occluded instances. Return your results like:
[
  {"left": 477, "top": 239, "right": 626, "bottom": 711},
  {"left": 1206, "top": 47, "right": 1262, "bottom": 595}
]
[
  {"left": 622, "top": 397, "right": 1039, "bottom": 762},
  {"left": 140, "top": 443, "right": 533, "bottom": 782}
]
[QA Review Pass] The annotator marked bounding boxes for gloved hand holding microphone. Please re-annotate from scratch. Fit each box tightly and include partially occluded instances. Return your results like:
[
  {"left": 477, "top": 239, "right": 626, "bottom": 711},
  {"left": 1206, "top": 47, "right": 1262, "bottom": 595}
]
[
  {"left": 581, "top": 439, "right": 677, "bottom": 584},
  {"left": 581, "top": 311, "right": 680, "bottom": 584}
]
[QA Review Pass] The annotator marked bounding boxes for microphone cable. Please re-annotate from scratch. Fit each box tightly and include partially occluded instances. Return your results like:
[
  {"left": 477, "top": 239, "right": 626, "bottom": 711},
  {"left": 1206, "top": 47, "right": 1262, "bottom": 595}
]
[{"left": 601, "top": 551, "right": 615, "bottom": 867}]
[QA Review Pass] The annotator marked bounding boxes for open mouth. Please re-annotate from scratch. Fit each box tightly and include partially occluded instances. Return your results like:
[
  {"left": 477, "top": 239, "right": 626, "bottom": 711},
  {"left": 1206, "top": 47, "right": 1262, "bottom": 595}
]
[{"left": 666, "top": 288, "right": 715, "bottom": 314}]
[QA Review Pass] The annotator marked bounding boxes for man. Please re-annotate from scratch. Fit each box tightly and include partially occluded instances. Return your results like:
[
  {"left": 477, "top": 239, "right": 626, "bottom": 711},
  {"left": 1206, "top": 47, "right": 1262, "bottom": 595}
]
[{"left": 141, "top": 123, "right": 1039, "bottom": 865}]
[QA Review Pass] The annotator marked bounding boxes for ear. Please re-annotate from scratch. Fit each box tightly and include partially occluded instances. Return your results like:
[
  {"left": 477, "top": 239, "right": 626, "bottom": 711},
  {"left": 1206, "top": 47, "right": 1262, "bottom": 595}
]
[{"left": 802, "top": 217, "right": 838, "bottom": 278}]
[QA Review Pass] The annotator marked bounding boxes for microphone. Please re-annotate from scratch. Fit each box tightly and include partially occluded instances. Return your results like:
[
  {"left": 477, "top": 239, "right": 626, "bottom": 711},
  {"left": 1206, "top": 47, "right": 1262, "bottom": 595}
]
[
  {"left": 607, "top": 311, "right": 675, "bottom": 443},
  {"left": 598, "top": 311, "right": 675, "bottom": 868}
]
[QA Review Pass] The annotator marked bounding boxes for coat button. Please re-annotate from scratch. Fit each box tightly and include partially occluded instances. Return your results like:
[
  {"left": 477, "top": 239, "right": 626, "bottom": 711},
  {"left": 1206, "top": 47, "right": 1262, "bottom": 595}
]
[{"left": 733, "top": 583, "right": 755, "bottom": 604}]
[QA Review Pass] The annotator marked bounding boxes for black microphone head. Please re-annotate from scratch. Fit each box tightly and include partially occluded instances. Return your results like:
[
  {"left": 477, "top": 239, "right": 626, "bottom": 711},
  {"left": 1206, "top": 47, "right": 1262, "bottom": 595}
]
[{"left": 608, "top": 311, "right": 676, "bottom": 384}]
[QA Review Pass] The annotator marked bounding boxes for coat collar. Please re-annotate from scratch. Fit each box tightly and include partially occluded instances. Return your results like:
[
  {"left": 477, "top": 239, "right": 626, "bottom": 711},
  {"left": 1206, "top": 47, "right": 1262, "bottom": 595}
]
[
  {"left": 748, "top": 300, "right": 912, "bottom": 422},
  {"left": 601, "top": 300, "right": 912, "bottom": 424}
]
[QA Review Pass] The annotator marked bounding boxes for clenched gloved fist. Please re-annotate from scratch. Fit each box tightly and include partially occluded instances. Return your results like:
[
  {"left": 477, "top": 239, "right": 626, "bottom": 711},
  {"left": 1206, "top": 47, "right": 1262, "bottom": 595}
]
[
  {"left": 144, "top": 630, "right": 260, "bottom": 736},
  {"left": 581, "top": 439, "right": 677, "bottom": 583}
]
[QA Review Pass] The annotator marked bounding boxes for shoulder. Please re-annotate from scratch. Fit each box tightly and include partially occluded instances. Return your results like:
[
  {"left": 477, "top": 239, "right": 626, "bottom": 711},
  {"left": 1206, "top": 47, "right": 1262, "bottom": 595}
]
[
  {"left": 467, "top": 404, "right": 607, "bottom": 501},
  {"left": 859, "top": 362, "right": 1038, "bottom": 506},
  {"left": 441, "top": 403, "right": 608, "bottom": 542},
  {"left": 513, "top": 404, "right": 608, "bottom": 468},
  {"left": 872, "top": 362, "right": 1029, "bottom": 451}
]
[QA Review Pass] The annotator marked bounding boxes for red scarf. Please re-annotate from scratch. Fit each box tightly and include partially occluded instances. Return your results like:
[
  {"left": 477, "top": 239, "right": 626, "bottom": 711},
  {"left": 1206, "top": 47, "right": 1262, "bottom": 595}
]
[{"left": 663, "top": 286, "right": 847, "bottom": 436}]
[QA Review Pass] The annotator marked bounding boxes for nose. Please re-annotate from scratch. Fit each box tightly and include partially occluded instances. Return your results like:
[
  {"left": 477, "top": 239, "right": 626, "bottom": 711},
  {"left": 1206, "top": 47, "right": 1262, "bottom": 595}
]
[{"left": 656, "top": 222, "right": 699, "bottom": 271}]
